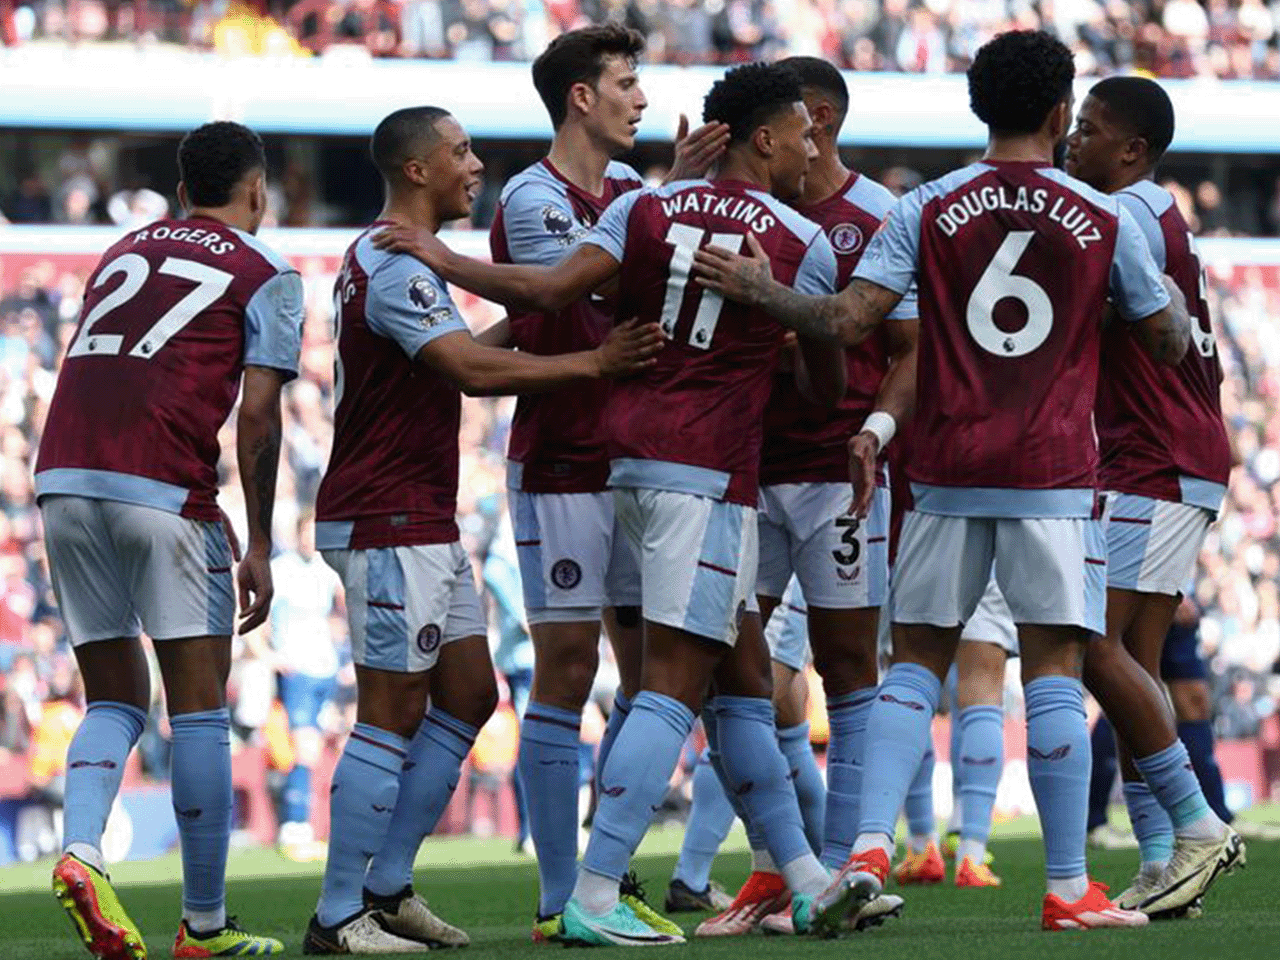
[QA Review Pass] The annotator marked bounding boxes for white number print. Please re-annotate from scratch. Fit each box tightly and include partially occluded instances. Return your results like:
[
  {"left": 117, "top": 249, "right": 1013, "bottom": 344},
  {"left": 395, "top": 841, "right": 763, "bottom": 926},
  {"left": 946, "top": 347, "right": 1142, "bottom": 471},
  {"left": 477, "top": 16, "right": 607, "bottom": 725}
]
[
  {"left": 660, "top": 223, "right": 742, "bottom": 350},
  {"left": 1186, "top": 231, "right": 1215, "bottom": 358},
  {"left": 67, "top": 254, "right": 233, "bottom": 360},
  {"left": 966, "top": 230, "right": 1054, "bottom": 357}
]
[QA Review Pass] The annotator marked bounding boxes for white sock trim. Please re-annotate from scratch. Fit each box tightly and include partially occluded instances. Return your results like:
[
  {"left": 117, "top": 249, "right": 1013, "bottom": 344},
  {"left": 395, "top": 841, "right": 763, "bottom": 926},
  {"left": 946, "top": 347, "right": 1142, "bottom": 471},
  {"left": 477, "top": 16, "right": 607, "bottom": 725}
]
[
  {"left": 751, "top": 849, "right": 778, "bottom": 874},
  {"left": 65, "top": 842, "right": 105, "bottom": 874},
  {"left": 183, "top": 906, "right": 227, "bottom": 934},
  {"left": 780, "top": 854, "right": 830, "bottom": 898},
  {"left": 573, "top": 869, "right": 620, "bottom": 916},
  {"left": 852, "top": 833, "right": 894, "bottom": 857},
  {"left": 1046, "top": 875, "right": 1089, "bottom": 903}
]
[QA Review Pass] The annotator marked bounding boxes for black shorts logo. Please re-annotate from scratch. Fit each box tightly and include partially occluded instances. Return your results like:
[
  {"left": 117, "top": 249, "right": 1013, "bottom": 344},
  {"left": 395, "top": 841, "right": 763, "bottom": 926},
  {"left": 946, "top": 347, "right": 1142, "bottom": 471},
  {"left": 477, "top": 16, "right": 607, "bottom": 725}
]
[
  {"left": 551, "top": 558, "right": 582, "bottom": 590},
  {"left": 417, "top": 623, "right": 442, "bottom": 655}
]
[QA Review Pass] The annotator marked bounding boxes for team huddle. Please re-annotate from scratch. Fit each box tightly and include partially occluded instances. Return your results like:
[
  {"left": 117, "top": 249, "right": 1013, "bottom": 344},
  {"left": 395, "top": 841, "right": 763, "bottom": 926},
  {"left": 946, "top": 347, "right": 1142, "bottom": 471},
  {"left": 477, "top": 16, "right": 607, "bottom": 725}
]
[{"left": 34, "top": 21, "right": 1246, "bottom": 960}]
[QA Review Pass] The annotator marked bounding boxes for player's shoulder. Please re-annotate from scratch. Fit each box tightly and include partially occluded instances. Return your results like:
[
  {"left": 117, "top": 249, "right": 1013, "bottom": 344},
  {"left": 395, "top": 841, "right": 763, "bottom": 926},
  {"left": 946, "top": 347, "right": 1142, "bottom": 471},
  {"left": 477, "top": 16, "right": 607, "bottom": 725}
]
[
  {"left": 915, "top": 162, "right": 994, "bottom": 206},
  {"left": 354, "top": 229, "right": 447, "bottom": 296},
  {"left": 1116, "top": 179, "right": 1177, "bottom": 225},
  {"left": 838, "top": 173, "right": 897, "bottom": 220},
  {"left": 227, "top": 225, "right": 295, "bottom": 277},
  {"left": 499, "top": 160, "right": 568, "bottom": 209},
  {"left": 745, "top": 189, "right": 824, "bottom": 246},
  {"left": 1032, "top": 166, "right": 1123, "bottom": 217},
  {"left": 604, "top": 160, "right": 645, "bottom": 189}
]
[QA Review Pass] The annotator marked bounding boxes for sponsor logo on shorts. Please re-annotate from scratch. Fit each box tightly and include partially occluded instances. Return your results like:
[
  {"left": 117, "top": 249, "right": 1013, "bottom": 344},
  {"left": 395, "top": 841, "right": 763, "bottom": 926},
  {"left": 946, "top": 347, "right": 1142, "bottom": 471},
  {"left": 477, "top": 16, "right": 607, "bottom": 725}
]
[
  {"left": 836, "top": 565, "right": 862, "bottom": 582},
  {"left": 417, "top": 623, "right": 443, "bottom": 654},
  {"left": 829, "top": 222, "right": 864, "bottom": 254},
  {"left": 551, "top": 558, "right": 582, "bottom": 589},
  {"left": 1028, "top": 744, "right": 1072, "bottom": 762}
]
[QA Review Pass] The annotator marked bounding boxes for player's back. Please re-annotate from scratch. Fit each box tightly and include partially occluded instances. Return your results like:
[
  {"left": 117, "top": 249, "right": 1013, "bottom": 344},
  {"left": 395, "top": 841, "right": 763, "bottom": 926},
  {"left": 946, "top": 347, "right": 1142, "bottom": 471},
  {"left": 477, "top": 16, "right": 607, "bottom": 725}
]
[
  {"left": 316, "top": 227, "right": 467, "bottom": 550},
  {"left": 1096, "top": 180, "right": 1230, "bottom": 508},
  {"left": 878, "top": 161, "right": 1166, "bottom": 512},
  {"left": 595, "top": 178, "right": 835, "bottom": 506},
  {"left": 36, "top": 216, "right": 301, "bottom": 521},
  {"left": 490, "top": 159, "right": 643, "bottom": 493}
]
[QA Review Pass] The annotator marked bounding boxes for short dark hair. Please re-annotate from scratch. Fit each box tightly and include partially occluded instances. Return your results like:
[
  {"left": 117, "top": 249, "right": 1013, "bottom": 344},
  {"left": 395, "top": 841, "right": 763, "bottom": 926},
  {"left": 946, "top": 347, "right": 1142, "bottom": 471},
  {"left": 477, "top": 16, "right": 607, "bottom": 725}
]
[
  {"left": 776, "top": 56, "right": 849, "bottom": 128},
  {"left": 371, "top": 106, "right": 452, "bottom": 181},
  {"left": 177, "top": 122, "right": 265, "bottom": 207},
  {"left": 532, "top": 24, "right": 646, "bottom": 129},
  {"left": 1087, "top": 76, "right": 1176, "bottom": 164},
  {"left": 703, "top": 62, "right": 805, "bottom": 145},
  {"left": 967, "top": 30, "right": 1075, "bottom": 136}
]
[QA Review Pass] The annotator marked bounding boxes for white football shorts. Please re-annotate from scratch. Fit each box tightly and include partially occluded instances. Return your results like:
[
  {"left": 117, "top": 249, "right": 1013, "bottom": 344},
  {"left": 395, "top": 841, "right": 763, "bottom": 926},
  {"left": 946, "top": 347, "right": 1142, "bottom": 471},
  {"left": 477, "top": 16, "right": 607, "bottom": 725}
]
[
  {"left": 765, "top": 577, "right": 811, "bottom": 672},
  {"left": 960, "top": 574, "right": 1018, "bottom": 656},
  {"left": 892, "top": 512, "right": 1106, "bottom": 636},
  {"left": 756, "top": 481, "right": 889, "bottom": 610},
  {"left": 1103, "top": 492, "right": 1213, "bottom": 596},
  {"left": 322, "top": 541, "right": 485, "bottom": 673},
  {"left": 42, "top": 495, "right": 235, "bottom": 644},
  {"left": 613, "top": 487, "right": 757, "bottom": 645},
  {"left": 510, "top": 485, "right": 642, "bottom": 625}
]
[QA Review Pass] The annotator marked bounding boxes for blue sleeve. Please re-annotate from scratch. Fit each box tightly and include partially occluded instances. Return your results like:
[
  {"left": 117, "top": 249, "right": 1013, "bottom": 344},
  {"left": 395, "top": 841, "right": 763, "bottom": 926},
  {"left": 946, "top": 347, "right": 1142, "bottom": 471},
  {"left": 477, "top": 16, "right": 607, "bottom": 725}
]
[
  {"left": 851, "top": 190, "right": 921, "bottom": 295},
  {"left": 887, "top": 281, "right": 918, "bottom": 321},
  {"left": 1116, "top": 192, "right": 1168, "bottom": 271},
  {"left": 501, "top": 180, "right": 589, "bottom": 266},
  {"left": 366, "top": 256, "right": 469, "bottom": 358},
  {"left": 243, "top": 270, "right": 303, "bottom": 378},
  {"left": 1109, "top": 205, "right": 1171, "bottom": 322},
  {"left": 583, "top": 190, "right": 644, "bottom": 264},
  {"left": 794, "top": 232, "right": 837, "bottom": 296}
]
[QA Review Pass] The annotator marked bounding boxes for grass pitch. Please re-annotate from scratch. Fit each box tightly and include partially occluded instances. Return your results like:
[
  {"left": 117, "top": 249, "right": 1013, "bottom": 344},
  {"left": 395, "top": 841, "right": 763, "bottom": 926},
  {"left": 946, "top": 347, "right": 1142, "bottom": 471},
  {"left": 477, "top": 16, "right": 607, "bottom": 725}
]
[{"left": 1, "top": 812, "right": 1277, "bottom": 959}]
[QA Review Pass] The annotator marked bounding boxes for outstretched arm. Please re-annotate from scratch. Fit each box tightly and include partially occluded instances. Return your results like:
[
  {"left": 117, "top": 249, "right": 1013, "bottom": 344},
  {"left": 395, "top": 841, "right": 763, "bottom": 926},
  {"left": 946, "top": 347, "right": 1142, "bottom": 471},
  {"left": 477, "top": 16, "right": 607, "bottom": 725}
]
[
  {"left": 694, "top": 234, "right": 902, "bottom": 345},
  {"left": 374, "top": 225, "right": 619, "bottom": 313}
]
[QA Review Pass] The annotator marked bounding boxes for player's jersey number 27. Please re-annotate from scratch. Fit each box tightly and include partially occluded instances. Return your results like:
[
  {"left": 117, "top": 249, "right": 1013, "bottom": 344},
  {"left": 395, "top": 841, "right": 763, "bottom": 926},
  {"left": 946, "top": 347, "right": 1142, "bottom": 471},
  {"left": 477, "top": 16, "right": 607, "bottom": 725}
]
[
  {"left": 661, "top": 224, "right": 745, "bottom": 350},
  {"left": 67, "top": 253, "right": 233, "bottom": 360},
  {"left": 966, "top": 230, "right": 1053, "bottom": 358}
]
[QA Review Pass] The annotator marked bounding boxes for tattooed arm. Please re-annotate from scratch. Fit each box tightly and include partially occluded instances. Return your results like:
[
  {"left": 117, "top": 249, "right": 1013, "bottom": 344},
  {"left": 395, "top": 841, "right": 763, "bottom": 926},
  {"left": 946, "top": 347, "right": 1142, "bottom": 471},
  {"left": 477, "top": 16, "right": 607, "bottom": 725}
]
[
  {"left": 1134, "top": 275, "right": 1191, "bottom": 366},
  {"left": 693, "top": 233, "right": 903, "bottom": 345},
  {"left": 235, "top": 365, "right": 287, "bottom": 633}
]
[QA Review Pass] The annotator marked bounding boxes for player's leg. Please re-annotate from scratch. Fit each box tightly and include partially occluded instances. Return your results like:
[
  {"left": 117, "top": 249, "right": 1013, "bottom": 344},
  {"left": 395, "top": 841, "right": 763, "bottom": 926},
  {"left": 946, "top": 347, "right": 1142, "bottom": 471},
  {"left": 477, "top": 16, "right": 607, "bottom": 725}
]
[
  {"left": 999, "top": 516, "right": 1145, "bottom": 930},
  {"left": 950, "top": 586, "right": 1013, "bottom": 887},
  {"left": 666, "top": 744, "right": 737, "bottom": 912},
  {"left": 511, "top": 490, "right": 613, "bottom": 928},
  {"left": 305, "top": 545, "right": 444, "bottom": 954},
  {"left": 362, "top": 544, "right": 496, "bottom": 948},
  {"left": 598, "top": 508, "right": 644, "bottom": 794}
]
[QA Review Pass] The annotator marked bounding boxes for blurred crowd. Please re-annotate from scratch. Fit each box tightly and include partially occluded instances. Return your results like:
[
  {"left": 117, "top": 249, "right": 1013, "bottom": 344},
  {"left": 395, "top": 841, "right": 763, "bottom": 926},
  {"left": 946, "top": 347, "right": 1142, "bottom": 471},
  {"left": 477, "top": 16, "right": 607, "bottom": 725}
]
[
  {"left": 2, "top": 0, "right": 1280, "bottom": 79},
  {"left": 1, "top": 174, "right": 1279, "bottom": 858}
]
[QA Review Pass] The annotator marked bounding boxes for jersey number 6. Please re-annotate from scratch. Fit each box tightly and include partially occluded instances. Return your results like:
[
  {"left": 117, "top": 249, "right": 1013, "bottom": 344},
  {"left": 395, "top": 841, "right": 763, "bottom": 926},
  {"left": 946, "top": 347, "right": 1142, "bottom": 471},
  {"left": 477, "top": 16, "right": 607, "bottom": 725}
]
[{"left": 966, "top": 231, "right": 1053, "bottom": 358}]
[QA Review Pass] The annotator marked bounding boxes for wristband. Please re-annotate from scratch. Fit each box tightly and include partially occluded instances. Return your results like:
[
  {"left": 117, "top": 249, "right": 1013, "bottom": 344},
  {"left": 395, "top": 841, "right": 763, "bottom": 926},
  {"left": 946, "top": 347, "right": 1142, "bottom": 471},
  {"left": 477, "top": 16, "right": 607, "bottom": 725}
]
[{"left": 860, "top": 411, "right": 897, "bottom": 451}]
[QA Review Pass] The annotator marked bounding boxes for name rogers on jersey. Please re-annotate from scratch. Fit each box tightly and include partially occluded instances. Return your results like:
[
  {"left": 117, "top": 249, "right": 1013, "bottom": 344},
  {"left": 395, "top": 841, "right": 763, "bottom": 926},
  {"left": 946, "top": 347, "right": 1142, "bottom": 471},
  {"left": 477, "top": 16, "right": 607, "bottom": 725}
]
[
  {"left": 661, "top": 192, "right": 777, "bottom": 234},
  {"left": 129, "top": 223, "right": 236, "bottom": 255},
  {"left": 936, "top": 185, "right": 1103, "bottom": 250}
]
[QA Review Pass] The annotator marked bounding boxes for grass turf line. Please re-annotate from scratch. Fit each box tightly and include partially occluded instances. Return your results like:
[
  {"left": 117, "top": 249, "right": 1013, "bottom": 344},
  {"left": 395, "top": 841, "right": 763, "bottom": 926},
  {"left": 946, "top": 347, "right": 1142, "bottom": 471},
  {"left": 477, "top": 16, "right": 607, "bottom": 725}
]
[{"left": 1, "top": 814, "right": 1277, "bottom": 959}]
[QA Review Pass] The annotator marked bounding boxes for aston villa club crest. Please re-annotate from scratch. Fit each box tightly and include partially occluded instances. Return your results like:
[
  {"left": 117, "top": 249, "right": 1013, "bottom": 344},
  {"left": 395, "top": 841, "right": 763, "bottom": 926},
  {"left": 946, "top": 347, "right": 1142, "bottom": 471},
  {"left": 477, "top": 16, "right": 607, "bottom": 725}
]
[{"left": 829, "top": 222, "right": 864, "bottom": 254}]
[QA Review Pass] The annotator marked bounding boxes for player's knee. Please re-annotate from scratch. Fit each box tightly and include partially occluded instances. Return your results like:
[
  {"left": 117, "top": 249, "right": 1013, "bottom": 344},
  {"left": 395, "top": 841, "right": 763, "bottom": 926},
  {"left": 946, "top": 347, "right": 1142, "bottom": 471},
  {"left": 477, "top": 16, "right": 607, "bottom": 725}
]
[
  {"left": 1170, "top": 679, "right": 1211, "bottom": 723},
  {"left": 454, "top": 675, "right": 500, "bottom": 730},
  {"left": 813, "top": 646, "right": 877, "bottom": 695}
]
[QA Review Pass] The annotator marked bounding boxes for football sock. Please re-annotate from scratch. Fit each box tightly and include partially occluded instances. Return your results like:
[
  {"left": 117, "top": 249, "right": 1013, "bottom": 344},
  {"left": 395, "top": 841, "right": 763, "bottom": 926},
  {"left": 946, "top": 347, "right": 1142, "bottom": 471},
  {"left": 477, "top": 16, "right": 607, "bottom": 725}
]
[
  {"left": 62, "top": 701, "right": 147, "bottom": 869},
  {"left": 945, "top": 665, "right": 962, "bottom": 835},
  {"left": 595, "top": 688, "right": 631, "bottom": 794},
  {"left": 821, "top": 686, "right": 875, "bottom": 868},
  {"left": 282, "top": 763, "right": 312, "bottom": 827},
  {"left": 957, "top": 704, "right": 1004, "bottom": 856},
  {"left": 1087, "top": 713, "right": 1118, "bottom": 832},
  {"left": 170, "top": 708, "right": 233, "bottom": 931},
  {"left": 1179, "top": 720, "right": 1232, "bottom": 824},
  {"left": 1024, "top": 677, "right": 1089, "bottom": 892},
  {"left": 904, "top": 742, "right": 936, "bottom": 847},
  {"left": 366, "top": 708, "right": 478, "bottom": 898},
  {"left": 855, "top": 664, "right": 941, "bottom": 852},
  {"left": 703, "top": 700, "right": 768, "bottom": 853},
  {"left": 671, "top": 747, "right": 736, "bottom": 893},
  {"left": 580, "top": 691, "right": 694, "bottom": 901},
  {"left": 316, "top": 723, "right": 406, "bottom": 927},
  {"left": 1133, "top": 740, "right": 1225, "bottom": 840},
  {"left": 716, "top": 696, "right": 823, "bottom": 893},
  {"left": 518, "top": 701, "right": 583, "bottom": 917},
  {"left": 776, "top": 721, "right": 825, "bottom": 856},
  {"left": 1122, "top": 780, "right": 1173, "bottom": 872}
]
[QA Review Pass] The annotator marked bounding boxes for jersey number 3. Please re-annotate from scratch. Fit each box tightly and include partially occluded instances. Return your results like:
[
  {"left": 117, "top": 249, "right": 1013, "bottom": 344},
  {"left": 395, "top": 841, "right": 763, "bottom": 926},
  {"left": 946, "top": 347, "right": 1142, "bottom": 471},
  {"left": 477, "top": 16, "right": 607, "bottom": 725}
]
[
  {"left": 966, "top": 231, "right": 1053, "bottom": 358},
  {"left": 67, "top": 253, "right": 233, "bottom": 360},
  {"left": 661, "top": 224, "right": 743, "bottom": 350}
]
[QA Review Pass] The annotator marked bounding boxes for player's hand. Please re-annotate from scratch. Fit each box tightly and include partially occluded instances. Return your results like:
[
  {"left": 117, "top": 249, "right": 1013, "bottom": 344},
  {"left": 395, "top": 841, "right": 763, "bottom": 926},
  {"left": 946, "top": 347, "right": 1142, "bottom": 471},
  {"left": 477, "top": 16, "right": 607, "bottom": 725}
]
[
  {"left": 847, "top": 430, "right": 880, "bottom": 519},
  {"left": 372, "top": 223, "right": 447, "bottom": 268},
  {"left": 596, "top": 318, "right": 665, "bottom": 377},
  {"left": 219, "top": 508, "right": 242, "bottom": 563},
  {"left": 694, "top": 233, "right": 773, "bottom": 306},
  {"left": 667, "top": 114, "right": 730, "bottom": 182},
  {"left": 236, "top": 549, "right": 274, "bottom": 635}
]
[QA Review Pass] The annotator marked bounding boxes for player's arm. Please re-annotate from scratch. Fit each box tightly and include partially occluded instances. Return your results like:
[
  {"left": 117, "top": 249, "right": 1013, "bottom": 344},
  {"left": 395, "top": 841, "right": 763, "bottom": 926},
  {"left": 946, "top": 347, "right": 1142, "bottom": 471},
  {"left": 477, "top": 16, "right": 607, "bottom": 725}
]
[
  {"left": 475, "top": 316, "right": 512, "bottom": 347},
  {"left": 237, "top": 365, "right": 288, "bottom": 633},
  {"left": 1133, "top": 277, "right": 1190, "bottom": 366},
  {"left": 848, "top": 313, "right": 919, "bottom": 518},
  {"left": 420, "top": 321, "right": 662, "bottom": 397},
  {"left": 375, "top": 225, "right": 618, "bottom": 313},
  {"left": 1110, "top": 202, "right": 1190, "bottom": 366}
]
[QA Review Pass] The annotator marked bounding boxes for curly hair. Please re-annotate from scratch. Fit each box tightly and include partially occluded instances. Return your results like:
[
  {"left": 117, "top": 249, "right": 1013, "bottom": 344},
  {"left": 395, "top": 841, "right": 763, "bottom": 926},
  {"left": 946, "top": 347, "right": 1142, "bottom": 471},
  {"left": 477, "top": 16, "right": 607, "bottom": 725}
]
[
  {"left": 177, "top": 122, "right": 266, "bottom": 208},
  {"left": 967, "top": 30, "right": 1075, "bottom": 136},
  {"left": 533, "top": 24, "right": 646, "bottom": 129},
  {"left": 1087, "top": 76, "right": 1176, "bottom": 164},
  {"left": 371, "top": 106, "right": 452, "bottom": 181},
  {"left": 703, "top": 62, "right": 805, "bottom": 146}
]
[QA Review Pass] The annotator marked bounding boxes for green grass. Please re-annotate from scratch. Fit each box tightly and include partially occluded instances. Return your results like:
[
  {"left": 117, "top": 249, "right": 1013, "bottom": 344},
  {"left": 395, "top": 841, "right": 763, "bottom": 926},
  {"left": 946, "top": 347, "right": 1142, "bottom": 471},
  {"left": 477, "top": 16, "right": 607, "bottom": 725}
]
[{"left": 1, "top": 813, "right": 1277, "bottom": 959}]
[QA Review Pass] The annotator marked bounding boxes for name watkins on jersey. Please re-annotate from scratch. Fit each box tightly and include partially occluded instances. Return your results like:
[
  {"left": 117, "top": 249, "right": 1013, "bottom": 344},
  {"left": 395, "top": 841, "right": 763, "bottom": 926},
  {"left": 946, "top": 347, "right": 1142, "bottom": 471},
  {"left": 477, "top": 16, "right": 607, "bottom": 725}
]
[
  {"left": 660, "top": 191, "right": 777, "bottom": 234},
  {"left": 935, "top": 185, "right": 1104, "bottom": 251}
]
